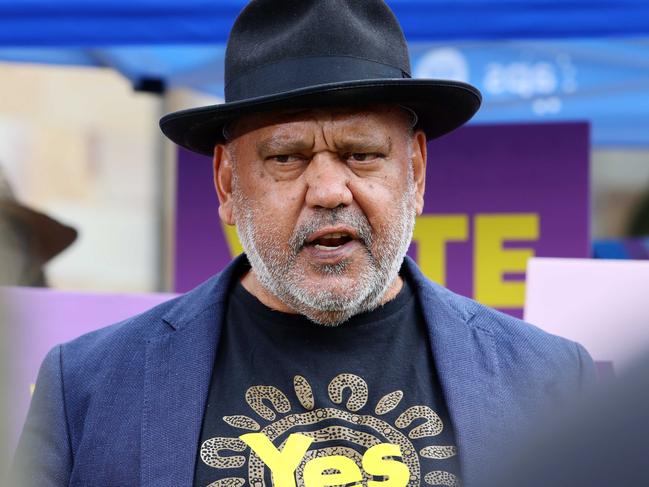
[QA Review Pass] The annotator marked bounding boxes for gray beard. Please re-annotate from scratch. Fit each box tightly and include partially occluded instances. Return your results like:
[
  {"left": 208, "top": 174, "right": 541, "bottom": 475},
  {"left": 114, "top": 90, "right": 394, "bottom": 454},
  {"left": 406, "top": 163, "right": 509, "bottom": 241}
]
[{"left": 232, "top": 170, "right": 416, "bottom": 326}]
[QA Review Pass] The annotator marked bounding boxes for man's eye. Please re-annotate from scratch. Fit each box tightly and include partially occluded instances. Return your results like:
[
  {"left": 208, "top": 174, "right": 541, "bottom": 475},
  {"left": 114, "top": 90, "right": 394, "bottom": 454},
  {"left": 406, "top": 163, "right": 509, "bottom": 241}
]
[
  {"left": 270, "top": 155, "right": 300, "bottom": 163},
  {"left": 346, "top": 153, "right": 382, "bottom": 162}
]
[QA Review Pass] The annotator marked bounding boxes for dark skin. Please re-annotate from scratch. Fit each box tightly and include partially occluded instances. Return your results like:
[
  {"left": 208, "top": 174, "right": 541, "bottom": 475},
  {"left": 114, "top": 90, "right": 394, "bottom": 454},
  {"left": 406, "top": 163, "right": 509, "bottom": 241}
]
[{"left": 213, "top": 105, "right": 428, "bottom": 315}]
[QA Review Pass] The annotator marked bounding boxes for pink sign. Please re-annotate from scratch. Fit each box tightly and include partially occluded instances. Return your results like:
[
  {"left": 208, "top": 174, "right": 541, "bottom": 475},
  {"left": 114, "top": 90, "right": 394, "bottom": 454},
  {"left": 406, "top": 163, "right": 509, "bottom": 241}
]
[
  {"left": 3, "top": 287, "right": 176, "bottom": 450},
  {"left": 524, "top": 257, "right": 649, "bottom": 372}
]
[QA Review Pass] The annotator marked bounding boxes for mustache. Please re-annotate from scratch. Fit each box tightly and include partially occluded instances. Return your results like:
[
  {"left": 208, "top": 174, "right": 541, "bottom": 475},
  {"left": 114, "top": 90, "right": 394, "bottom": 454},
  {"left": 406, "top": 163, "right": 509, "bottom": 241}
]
[{"left": 289, "top": 207, "right": 373, "bottom": 253}]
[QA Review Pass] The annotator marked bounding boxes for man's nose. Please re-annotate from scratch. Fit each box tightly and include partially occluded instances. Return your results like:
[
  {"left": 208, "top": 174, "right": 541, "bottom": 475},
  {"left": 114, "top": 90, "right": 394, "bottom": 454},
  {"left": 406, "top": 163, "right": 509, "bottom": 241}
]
[{"left": 303, "top": 152, "right": 353, "bottom": 209}]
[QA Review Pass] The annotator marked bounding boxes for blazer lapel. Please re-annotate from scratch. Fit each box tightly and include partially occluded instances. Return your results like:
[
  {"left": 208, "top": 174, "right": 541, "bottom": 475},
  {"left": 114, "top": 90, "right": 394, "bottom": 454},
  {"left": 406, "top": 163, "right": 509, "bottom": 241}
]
[
  {"left": 404, "top": 258, "right": 506, "bottom": 486},
  {"left": 140, "top": 257, "right": 244, "bottom": 487}
]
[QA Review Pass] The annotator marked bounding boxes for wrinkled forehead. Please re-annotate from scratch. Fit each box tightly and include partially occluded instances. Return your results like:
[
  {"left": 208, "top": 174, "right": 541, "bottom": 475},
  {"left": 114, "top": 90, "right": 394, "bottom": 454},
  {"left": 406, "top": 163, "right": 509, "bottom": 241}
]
[{"left": 224, "top": 104, "right": 416, "bottom": 142}]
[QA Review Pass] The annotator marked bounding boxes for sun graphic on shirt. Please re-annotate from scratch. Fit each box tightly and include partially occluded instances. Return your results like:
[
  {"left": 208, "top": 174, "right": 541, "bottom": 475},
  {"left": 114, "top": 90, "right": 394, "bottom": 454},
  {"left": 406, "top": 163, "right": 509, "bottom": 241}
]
[{"left": 200, "top": 373, "right": 459, "bottom": 487}]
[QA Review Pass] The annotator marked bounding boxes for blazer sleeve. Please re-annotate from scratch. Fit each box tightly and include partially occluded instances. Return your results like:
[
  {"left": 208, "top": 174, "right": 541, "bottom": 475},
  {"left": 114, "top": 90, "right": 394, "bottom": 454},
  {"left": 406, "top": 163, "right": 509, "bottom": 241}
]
[{"left": 11, "top": 345, "right": 73, "bottom": 486}]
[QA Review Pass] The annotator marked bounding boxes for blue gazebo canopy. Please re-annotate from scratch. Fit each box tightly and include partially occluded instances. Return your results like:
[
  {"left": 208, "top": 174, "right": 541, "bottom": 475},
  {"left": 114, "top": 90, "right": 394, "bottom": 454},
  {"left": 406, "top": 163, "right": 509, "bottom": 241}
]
[
  {"left": 1, "top": 0, "right": 649, "bottom": 146},
  {"left": 2, "top": 0, "right": 649, "bottom": 45}
]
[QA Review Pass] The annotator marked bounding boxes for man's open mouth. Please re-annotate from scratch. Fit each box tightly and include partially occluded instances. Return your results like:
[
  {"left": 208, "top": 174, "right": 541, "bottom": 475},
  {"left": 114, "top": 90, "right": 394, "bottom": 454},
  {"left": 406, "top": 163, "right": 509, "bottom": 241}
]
[
  {"left": 304, "top": 227, "right": 360, "bottom": 252},
  {"left": 309, "top": 232, "right": 354, "bottom": 250}
]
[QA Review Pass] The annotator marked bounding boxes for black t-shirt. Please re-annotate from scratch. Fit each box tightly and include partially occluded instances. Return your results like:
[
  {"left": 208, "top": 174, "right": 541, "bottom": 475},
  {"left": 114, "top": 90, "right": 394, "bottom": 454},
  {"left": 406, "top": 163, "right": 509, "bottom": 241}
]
[{"left": 193, "top": 277, "right": 461, "bottom": 487}]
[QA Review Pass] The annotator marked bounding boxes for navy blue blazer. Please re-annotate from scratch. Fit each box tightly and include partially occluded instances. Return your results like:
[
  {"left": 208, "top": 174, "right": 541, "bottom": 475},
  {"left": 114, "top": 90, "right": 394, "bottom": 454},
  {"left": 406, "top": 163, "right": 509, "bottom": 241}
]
[{"left": 14, "top": 256, "right": 595, "bottom": 486}]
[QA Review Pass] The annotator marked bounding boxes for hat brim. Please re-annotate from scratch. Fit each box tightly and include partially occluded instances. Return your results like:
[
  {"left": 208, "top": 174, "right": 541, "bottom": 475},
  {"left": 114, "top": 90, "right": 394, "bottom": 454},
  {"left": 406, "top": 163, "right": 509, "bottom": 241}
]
[{"left": 160, "top": 79, "right": 481, "bottom": 156}]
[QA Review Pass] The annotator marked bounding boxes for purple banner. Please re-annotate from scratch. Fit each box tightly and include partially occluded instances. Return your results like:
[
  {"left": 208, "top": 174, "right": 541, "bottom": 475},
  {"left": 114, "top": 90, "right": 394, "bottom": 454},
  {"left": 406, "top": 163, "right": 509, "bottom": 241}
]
[
  {"left": 175, "top": 122, "right": 590, "bottom": 317},
  {"left": 414, "top": 122, "right": 590, "bottom": 316}
]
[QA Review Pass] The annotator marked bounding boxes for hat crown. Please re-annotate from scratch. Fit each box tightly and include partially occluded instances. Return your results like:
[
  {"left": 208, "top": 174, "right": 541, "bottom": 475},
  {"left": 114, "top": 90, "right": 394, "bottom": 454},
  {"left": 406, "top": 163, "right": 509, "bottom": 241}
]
[{"left": 224, "top": 0, "right": 411, "bottom": 102}]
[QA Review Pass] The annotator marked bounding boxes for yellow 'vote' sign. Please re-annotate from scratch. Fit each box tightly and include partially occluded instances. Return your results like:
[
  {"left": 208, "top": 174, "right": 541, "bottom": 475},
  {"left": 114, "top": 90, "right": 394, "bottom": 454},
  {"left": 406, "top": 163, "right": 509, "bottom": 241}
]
[{"left": 412, "top": 213, "right": 539, "bottom": 308}]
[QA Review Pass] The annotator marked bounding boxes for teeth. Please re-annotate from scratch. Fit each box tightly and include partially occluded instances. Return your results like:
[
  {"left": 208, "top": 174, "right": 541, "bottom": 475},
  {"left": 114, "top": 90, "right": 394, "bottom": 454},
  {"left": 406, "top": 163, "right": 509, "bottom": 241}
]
[
  {"left": 315, "top": 244, "right": 341, "bottom": 250},
  {"left": 321, "top": 232, "right": 347, "bottom": 239}
]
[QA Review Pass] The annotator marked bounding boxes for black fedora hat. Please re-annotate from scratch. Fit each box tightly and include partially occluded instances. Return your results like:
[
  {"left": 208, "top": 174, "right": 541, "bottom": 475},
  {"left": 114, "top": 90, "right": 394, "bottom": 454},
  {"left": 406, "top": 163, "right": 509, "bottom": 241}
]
[{"left": 160, "top": 0, "right": 482, "bottom": 156}]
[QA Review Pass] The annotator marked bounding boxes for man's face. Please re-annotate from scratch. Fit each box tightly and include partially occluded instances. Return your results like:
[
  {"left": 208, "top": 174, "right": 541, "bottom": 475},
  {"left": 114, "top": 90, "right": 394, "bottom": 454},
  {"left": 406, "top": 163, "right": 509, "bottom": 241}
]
[{"left": 214, "top": 105, "right": 427, "bottom": 325}]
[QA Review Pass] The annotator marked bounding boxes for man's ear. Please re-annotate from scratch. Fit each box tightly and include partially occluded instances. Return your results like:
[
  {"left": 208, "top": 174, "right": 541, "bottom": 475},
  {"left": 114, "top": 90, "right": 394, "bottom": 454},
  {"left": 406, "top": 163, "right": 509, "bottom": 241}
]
[
  {"left": 213, "top": 144, "right": 235, "bottom": 225},
  {"left": 411, "top": 130, "right": 427, "bottom": 215}
]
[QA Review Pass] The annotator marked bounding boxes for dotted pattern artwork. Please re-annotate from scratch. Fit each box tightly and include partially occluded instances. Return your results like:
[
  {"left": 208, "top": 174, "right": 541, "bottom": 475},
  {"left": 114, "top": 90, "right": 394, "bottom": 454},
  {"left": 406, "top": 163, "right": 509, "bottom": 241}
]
[
  {"left": 420, "top": 446, "right": 457, "bottom": 460},
  {"left": 327, "top": 373, "right": 368, "bottom": 412},
  {"left": 293, "top": 375, "right": 315, "bottom": 411},
  {"left": 200, "top": 373, "right": 458, "bottom": 487},
  {"left": 425, "top": 470, "right": 461, "bottom": 486},
  {"left": 375, "top": 390, "right": 404, "bottom": 415},
  {"left": 245, "top": 386, "right": 291, "bottom": 421},
  {"left": 396, "top": 406, "right": 444, "bottom": 439},
  {"left": 206, "top": 478, "right": 245, "bottom": 487},
  {"left": 200, "top": 437, "right": 247, "bottom": 469},
  {"left": 247, "top": 408, "right": 421, "bottom": 487},
  {"left": 223, "top": 415, "right": 261, "bottom": 431}
]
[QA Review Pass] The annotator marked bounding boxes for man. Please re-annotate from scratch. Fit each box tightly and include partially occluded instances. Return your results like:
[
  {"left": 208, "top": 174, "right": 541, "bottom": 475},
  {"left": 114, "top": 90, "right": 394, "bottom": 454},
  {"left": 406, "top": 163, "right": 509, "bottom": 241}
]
[{"left": 13, "top": 1, "right": 595, "bottom": 486}]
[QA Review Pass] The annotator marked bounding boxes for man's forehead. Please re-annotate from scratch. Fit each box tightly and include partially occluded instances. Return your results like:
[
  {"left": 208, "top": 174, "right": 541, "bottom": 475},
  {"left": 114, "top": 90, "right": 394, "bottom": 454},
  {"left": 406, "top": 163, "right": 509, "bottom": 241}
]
[{"left": 224, "top": 104, "right": 413, "bottom": 141}]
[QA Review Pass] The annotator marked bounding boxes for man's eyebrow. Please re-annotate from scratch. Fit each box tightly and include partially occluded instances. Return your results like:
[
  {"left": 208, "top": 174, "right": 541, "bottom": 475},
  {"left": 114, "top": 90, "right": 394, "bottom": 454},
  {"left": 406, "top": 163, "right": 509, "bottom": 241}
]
[
  {"left": 335, "top": 133, "right": 392, "bottom": 153},
  {"left": 256, "top": 135, "right": 314, "bottom": 155}
]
